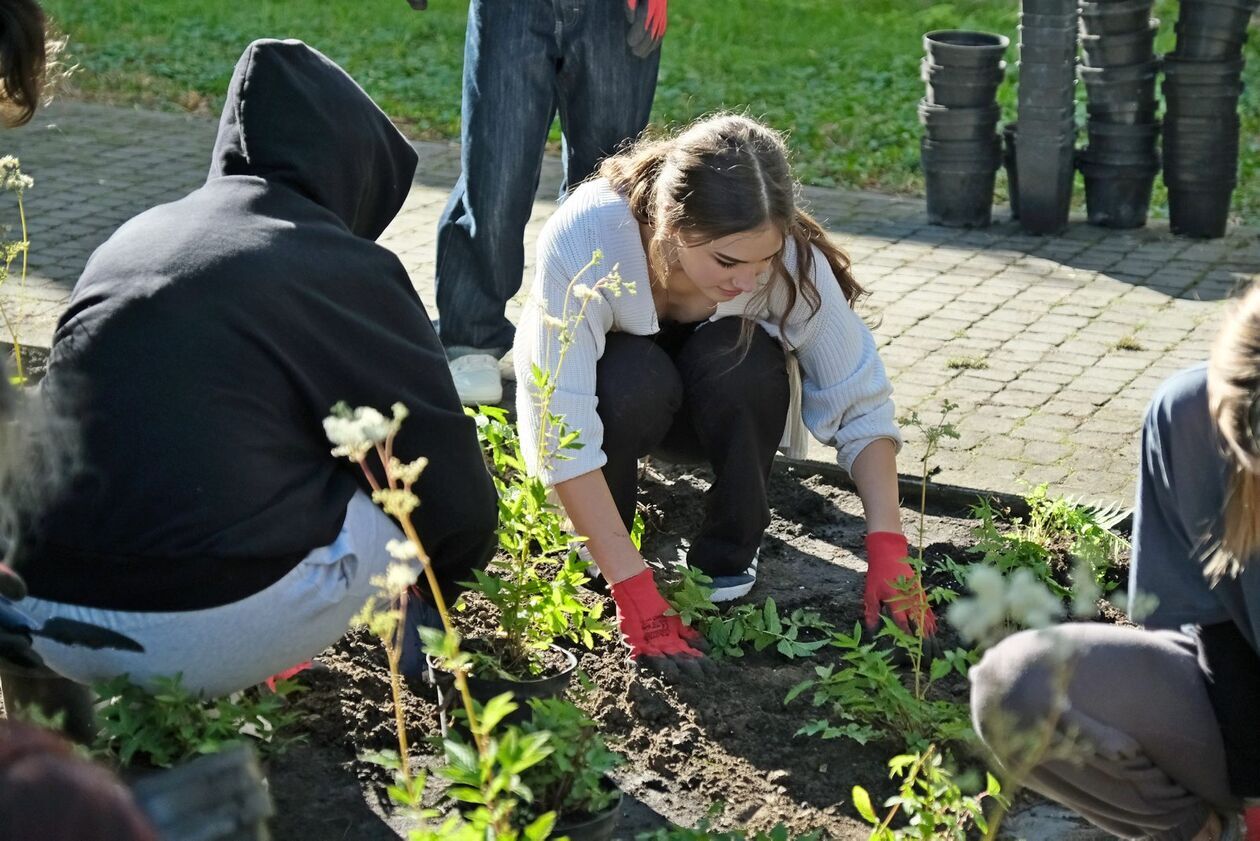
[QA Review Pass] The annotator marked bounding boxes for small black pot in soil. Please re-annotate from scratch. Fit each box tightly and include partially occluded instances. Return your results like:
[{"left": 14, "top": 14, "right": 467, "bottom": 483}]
[
  {"left": 1079, "top": 0, "right": 1157, "bottom": 34},
  {"left": 1080, "top": 19, "right": 1158, "bottom": 66},
  {"left": 129, "top": 744, "right": 274, "bottom": 841},
  {"left": 552, "top": 788, "right": 625, "bottom": 841},
  {"left": 1171, "top": 26, "right": 1249, "bottom": 61},
  {"left": 1003, "top": 122, "right": 1020, "bottom": 219},
  {"left": 1178, "top": 0, "right": 1256, "bottom": 39},
  {"left": 428, "top": 643, "right": 579, "bottom": 734},
  {"left": 1167, "top": 183, "right": 1234, "bottom": 238},
  {"left": 924, "top": 30, "right": 1010, "bottom": 66},
  {"left": 925, "top": 166, "right": 1000, "bottom": 228}
]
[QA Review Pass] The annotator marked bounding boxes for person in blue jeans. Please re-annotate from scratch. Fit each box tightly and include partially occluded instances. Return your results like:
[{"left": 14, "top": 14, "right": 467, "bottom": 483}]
[{"left": 407, "top": 0, "right": 668, "bottom": 404}]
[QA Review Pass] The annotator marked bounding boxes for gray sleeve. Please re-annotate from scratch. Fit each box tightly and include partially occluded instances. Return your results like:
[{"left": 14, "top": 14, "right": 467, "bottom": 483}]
[{"left": 1130, "top": 365, "right": 1233, "bottom": 629}]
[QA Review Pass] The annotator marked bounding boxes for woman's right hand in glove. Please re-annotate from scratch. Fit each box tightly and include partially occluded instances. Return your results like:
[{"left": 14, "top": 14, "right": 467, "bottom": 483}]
[{"left": 609, "top": 568, "right": 709, "bottom": 677}]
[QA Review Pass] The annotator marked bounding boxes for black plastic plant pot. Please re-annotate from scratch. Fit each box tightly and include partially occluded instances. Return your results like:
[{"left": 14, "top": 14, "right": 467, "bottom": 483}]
[
  {"left": 1161, "top": 113, "right": 1240, "bottom": 134},
  {"left": 1163, "top": 88, "right": 1244, "bottom": 117},
  {"left": 1003, "top": 122, "right": 1021, "bottom": 219},
  {"left": 1016, "top": 139, "right": 1075, "bottom": 234},
  {"left": 1178, "top": 0, "right": 1256, "bottom": 38},
  {"left": 1086, "top": 101, "right": 1159, "bottom": 124},
  {"left": 1020, "top": 41, "right": 1080, "bottom": 64},
  {"left": 924, "top": 119, "right": 1003, "bottom": 141},
  {"left": 1078, "top": 143, "right": 1160, "bottom": 167},
  {"left": 921, "top": 57, "right": 1008, "bottom": 80},
  {"left": 1018, "top": 60, "right": 1081, "bottom": 87},
  {"left": 1080, "top": 158, "right": 1158, "bottom": 228},
  {"left": 1022, "top": 0, "right": 1078, "bottom": 18},
  {"left": 925, "top": 78, "right": 1004, "bottom": 107},
  {"left": 129, "top": 745, "right": 274, "bottom": 841},
  {"left": 925, "top": 165, "right": 1000, "bottom": 228},
  {"left": 1167, "top": 184, "right": 1233, "bottom": 237},
  {"left": 1080, "top": 20, "right": 1159, "bottom": 66},
  {"left": 428, "top": 644, "right": 579, "bottom": 735},
  {"left": 1018, "top": 24, "right": 1080, "bottom": 48},
  {"left": 924, "top": 30, "right": 1011, "bottom": 66},
  {"left": 1171, "top": 27, "right": 1249, "bottom": 61},
  {"left": 553, "top": 788, "right": 625, "bottom": 841},
  {"left": 1017, "top": 83, "right": 1078, "bottom": 112},
  {"left": 1020, "top": 12, "right": 1080, "bottom": 29},
  {"left": 918, "top": 98, "right": 1002, "bottom": 124},
  {"left": 1162, "top": 53, "right": 1246, "bottom": 81},
  {"left": 1079, "top": 1, "right": 1157, "bottom": 34}
]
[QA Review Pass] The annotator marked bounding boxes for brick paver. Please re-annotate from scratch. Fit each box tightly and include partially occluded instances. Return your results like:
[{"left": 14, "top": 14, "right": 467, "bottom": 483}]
[{"left": 7, "top": 101, "right": 1260, "bottom": 508}]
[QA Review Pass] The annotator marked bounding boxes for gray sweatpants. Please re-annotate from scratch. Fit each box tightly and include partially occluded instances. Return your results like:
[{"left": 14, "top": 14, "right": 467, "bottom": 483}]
[
  {"left": 970, "top": 623, "right": 1238, "bottom": 841},
  {"left": 19, "top": 490, "right": 410, "bottom": 698}
]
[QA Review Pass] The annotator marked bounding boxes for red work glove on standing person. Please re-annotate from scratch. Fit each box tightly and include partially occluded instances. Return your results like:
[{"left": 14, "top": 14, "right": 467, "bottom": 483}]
[
  {"left": 1244, "top": 805, "right": 1260, "bottom": 840},
  {"left": 625, "top": 0, "right": 668, "bottom": 57},
  {"left": 610, "top": 569, "right": 706, "bottom": 674},
  {"left": 863, "top": 532, "right": 938, "bottom": 636}
]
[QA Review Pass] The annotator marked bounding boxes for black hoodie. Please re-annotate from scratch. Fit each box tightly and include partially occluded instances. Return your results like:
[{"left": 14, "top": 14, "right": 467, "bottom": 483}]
[{"left": 18, "top": 40, "right": 495, "bottom": 611}]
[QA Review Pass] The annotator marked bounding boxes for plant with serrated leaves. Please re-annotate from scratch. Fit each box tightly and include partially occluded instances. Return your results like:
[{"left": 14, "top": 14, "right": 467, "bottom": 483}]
[
  {"left": 852, "top": 745, "right": 1001, "bottom": 840},
  {"left": 517, "top": 691, "right": 623, "bottom": 824},
  {"left": 92, "top": 673, "right": 303, "bottom": 768},
  {"left": 368, "top": 693, "right": 558, "bottom": 841},
  {"left": 458, "top": 252, "right": 634, "bottom": 679},
  {"left": 465, "top": 404, "right": 609, "bottom": 679},
  {"left": 785, "top": 622, "right": 974, "bottom": 750},
  {"left": 1024, "top": 483, "right": 1128, "bottom": 592},
  {"left": 661, "top": 566, "right": 833, "bottom": 660}
]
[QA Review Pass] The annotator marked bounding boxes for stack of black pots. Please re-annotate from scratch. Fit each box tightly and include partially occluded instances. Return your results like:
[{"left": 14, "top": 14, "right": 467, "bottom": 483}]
[
  {"left": 1162, "top": 0, "right": 1256, "bottom": 238},
  {"left": 921, "top": 30, "right": 1009, "bottom": 227},
  {"left": 1016, "top": 0, "right": 1080, "bottom": 234},
  {"left": 1077, "top": 0, "right": 1161, "bottom": 228}
]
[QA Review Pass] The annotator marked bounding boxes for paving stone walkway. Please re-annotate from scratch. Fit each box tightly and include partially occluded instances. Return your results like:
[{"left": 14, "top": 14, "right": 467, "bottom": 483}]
[{"left": 8, "top": 101, "right": 1260, "bottom": 508}]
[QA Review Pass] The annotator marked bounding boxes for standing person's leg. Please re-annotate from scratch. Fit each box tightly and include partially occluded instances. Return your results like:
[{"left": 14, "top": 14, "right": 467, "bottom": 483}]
[
  {"left": 663, "top": 320, "right": 789, "bottom": 588},
  {"left": 555, "top": 0, "right": 661, "bottom": 193},
  {"left": 436, "top": 0, "right": 559, "bottom": 399},
  {"left": 595, "top": 333, "right": 684, "bottom": 529},
  {"left": 971, "top": 623, "right": 1237, "bottom": 841}
]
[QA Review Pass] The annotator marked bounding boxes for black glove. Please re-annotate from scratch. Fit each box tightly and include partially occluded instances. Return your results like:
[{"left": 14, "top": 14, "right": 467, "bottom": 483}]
[{"left": 625, "top": 0, "right": 666, "bottom": 58}]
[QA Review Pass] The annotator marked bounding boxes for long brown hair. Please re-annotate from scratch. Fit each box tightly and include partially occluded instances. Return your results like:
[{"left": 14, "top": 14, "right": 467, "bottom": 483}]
[
  {"left": 1206, "top": 282, "right": 1260, "bottom": 580},
  {"left": 599, "top": 113, "right": 863, "bottom": 345},
  {"left": 0, "top": 0, "right": 52, "bottom": 127}
]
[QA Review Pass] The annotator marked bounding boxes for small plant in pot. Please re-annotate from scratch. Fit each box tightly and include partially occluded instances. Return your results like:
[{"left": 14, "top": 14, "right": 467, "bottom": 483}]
[
  {"left": 517, "top": 694, "right": 624, "bottom": 841},
  {"left": 432, "top": 254, "right": 635, "bottom": 718}
]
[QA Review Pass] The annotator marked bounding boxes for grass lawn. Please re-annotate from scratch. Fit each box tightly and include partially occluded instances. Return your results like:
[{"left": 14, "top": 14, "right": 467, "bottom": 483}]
[{"left": 42, "top": 0, "right": 1258, "bottom": 221}]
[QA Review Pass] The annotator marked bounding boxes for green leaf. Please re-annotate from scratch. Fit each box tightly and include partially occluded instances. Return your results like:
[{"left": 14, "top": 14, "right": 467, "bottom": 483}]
[{"left": 852, "top": 785, "right": 879, "bottom": 823}]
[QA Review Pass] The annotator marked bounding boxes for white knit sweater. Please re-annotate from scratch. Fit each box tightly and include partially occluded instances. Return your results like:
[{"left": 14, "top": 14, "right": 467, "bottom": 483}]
[{"left": 513, "top": 178, "right": 900, "bottom": 487}]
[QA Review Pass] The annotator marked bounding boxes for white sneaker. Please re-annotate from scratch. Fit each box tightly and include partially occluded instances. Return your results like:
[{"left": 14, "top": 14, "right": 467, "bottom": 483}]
[
  {"left": 449, "top": 353, "right": 503, "bottom": 405},
  {"left": 679, "top": 546, "right": 759, "bottom": 603}
]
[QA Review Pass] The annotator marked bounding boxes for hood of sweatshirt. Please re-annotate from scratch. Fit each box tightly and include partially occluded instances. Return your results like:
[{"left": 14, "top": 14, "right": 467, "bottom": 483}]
[{"left": 206, "top": 39, "right": 417, "bottom": 241}]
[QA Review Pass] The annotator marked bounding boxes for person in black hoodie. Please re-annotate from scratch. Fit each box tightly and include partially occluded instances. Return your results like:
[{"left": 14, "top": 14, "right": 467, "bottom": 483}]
[{"left": 4, "top": 39, "right": 497, "bottom": 701}]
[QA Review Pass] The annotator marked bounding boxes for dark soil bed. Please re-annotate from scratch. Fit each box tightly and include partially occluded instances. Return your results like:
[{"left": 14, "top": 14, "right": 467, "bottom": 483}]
[{"left": 266, "top": 462, "right": 1126, "bottom": 840}]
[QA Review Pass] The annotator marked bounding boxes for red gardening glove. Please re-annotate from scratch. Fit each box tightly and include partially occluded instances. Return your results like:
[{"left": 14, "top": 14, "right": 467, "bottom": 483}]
[
  {"left": 625, "top": 0, "right": 668, "bottom": 57},
  {"left": 264, "top": 661, "right": 311, "bottom": 692},
  {"left": 610, "top": 568, "right": 705, "bottom": 669},
  {"left": 863, "top": 532, "right": 937, "bottom": 636},
  {"left": 1244, "top": 806, "right": 1260, "bottom": 840}
]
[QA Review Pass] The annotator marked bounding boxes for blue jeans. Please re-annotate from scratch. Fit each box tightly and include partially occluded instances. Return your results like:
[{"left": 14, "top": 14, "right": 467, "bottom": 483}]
[{"left": 436, "top": 0, "right": 661, "bottom": 357}]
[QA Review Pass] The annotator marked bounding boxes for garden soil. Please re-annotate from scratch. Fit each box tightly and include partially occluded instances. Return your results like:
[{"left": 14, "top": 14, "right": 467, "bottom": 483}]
[{"left": 264, "top": 461, "right": 1118, "bottom": 840}]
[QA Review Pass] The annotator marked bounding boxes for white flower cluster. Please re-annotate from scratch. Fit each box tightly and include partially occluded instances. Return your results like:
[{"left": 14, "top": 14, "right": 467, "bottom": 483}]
[
  {"left": 324, "top": 403, "right": 407, "bottom": 459},
  {"left": 0, "top": 156, "right": 33, "bottom": 193},
  {"left": 947, "top": 565, "right": 1063, "bottom": 647}
]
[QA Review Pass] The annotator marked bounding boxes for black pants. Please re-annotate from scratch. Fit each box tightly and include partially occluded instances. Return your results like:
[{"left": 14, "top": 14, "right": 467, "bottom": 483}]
[{"left": 596, "top": 318, "right": 790, "bottom": 577}]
